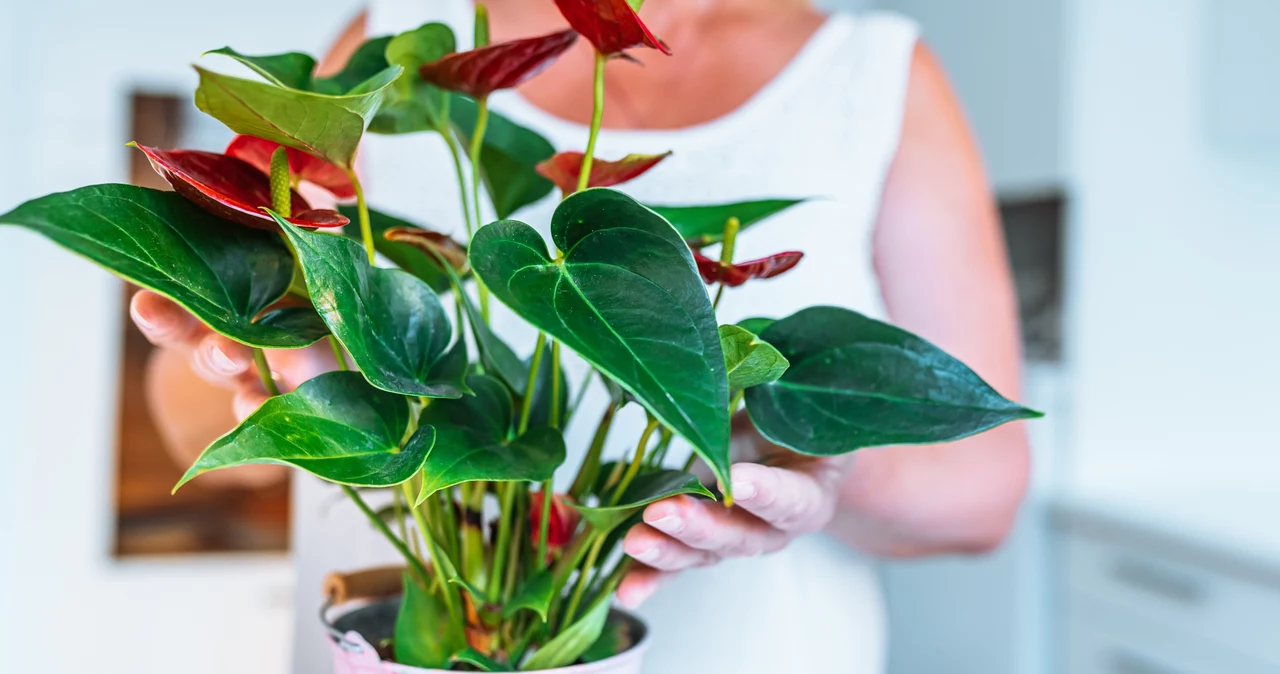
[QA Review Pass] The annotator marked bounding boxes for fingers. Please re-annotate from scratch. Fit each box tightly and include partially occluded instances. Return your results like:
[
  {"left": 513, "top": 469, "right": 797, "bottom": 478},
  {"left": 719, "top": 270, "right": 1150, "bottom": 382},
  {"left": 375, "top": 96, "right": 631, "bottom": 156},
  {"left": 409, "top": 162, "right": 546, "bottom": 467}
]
[
  {"left": 191, "top": 333, "right": 255, "bottom": 388},
  {"left": 232, "top": 380, "right": 271, "bottom": 422},
  {"left": 622, "top": 523, "right": 716, "bottom": 571},
  {"left": 130, "top": 291, "right": 203, "bottom": 349},
  {"left": 617, "top": 564, "right": 670, "bottom": 610},
  {"left": 729, "top": 462, "right": 841, "bottom": 534},
  {"left": 641, "top": 494, "right": 789, "bottom": 559}
]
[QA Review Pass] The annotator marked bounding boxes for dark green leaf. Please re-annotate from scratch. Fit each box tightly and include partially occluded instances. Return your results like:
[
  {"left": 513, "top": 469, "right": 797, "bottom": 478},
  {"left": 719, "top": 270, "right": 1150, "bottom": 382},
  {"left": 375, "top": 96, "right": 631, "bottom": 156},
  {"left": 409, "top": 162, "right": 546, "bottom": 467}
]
[
  {"left": 413, "top": 375, "right": 567, "bottom": 503},
  {"left": 719, "top": 324, "right": 789, "bottom": 393},
  {"left": 175, "top": 372, "right": 421, "bottom": 490},
  {"left": 521, "top": 594, "right": 611, "bottom": 671},
  {"left": 313, "top": 36, "right": 394, "bottom": 95},
  {"left": 452, "top": 95, "right": 556, "bottom": 218},
  {"left": 453, "top": 648, "right": 510, "bottom": 672},
  {"left": 0, "top": 184, "right": 326, "bottom": 348},
  {"left": 736, "top": 317, "right": 776, "bottom": 335},
  {"left": 504, "top": 569, "right": 555, "bottom": 621},
  {"left": 194, "top": 65, "right": 400, "bottom": 169},
  {"left": 337, "top": 205, "right": 451, "bottom": 292},
  {"left": 574, "top": 470, "right": 713, "bottom": 533},
  {"left": 205, "top": 47, "right": 316, "bottom": 90},
  {"left": 458, "top": 282, "right": 529, "bottom": 393},
  {"left": 370, "top": 23, "right": 457, "bottom": 134},
  {"left": 745, "top": 306, "right": 1044, "bottom": 456},
  {"left": 526, "top": 342, "right": 569, "bottom": 429},
  {"left": 278, "top": 217, "right": 463, "bottom": 398},
  {"left": 648, "top": 198, "right": 807, "bottom": 247},
  {"left": 470, "top": 188, "right": 732, "bottom": 489},
  {"left": 396, "top": 572, "right": 466, "bottom": 669}
]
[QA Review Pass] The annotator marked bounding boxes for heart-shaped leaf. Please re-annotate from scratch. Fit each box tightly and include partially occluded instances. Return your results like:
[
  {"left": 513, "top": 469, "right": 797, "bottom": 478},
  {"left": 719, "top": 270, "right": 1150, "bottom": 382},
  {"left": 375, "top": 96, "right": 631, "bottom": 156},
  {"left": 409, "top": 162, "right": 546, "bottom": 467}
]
[
  {"left": 694, "top": 250, "right": 804, "bottom": 287},
  {"left": 412, "top": 375, "right": 567, "bottom": 503},
  {"left": 469, "top": 188, "right": 732, "bottom": 489},
  {"left": 384, "top": 226, "right": 470, "bottom": 274},
  {"left": 745, "top": 306, "right": 1044, "bottom": 456},
  {"left": 504, "top": 569, "right": 555, "bottom": 621},
  {"left": 536, "top": 151, "right": 671, "bottom": 196},
  {"left": 278, "top": 216, "right": 464, "bottom": 398},
  {"left": 313, "top": 35, "right": 396, "bottom": 95},
  {"left": 0, "top": 184, "right": 327, "bottom": 348},
  {"left": 648, "top": 198, "right": 807, "bottom": 247},
  {"left": 175, "top": 371, "right": 421, "bottom": 490},
  {"left": 451, "top": 96, "right": 557, "bottom": 218},
  {"left": 224, "top": 135, "right": 356, "bottom": 199},
  {"left": 336, "top": 205, "right": 451, "bottom": 293},
  {"left": 552, "top": 0, "right": 671, "bottom": 56},
  {"left": 205, "top": 46, "right": 317, "bottom": 90},
  {"left": 194, "top": 65, "right": 400, "bottom": 169},
  {"left": 521, "top": 594, "right": 612, "bottom": 671},
  {"left": 397, "top": 571, "right": 467, "bottom": 669},
  {"left": 736, "top": 317, "right": 776, "bottom": 335},
  {"left": 420, "top": 30, "right": 577, "bottom": 99},
  {"left": 719, "top": 325, "right": 789, "bottom": 393},
  {"left": 132, "top": 144, "right": 347, "bottom": 229},
  {"left": 371, "top": 23, "right": 457, "bottom": 134},
  {"left": 574, "top": 470, "right": 713, "bottom": 533}
]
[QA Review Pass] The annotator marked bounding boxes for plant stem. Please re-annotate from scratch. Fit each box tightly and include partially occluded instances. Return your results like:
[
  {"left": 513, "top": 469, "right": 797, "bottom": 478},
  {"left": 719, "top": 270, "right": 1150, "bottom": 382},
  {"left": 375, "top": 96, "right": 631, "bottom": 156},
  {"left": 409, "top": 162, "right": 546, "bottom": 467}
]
[
  {"left": 252, "top": 348, "right": 280, "bottom": 397},
  {"left": 443, "top": 132, "right": 476, "bottom": 239},
  {"left": 610, "top": 417, "right": 659, "bottom": 506},
  {"left": 392, "top": 486, "right": 410, "bottom": 550},
  {"left": 487, "top": 484, "right": 516, "bottom": 604},
  {"left": 468, "top": 99, "right": 494, "bottom": 321},
  {"left": 576, "top": 53, "right": 607, "bottom": 193},
  {"left": 342, "top": 485, "right": 430, "bottom": 584},
  {"left": 401, "top": 483, "right": 463, "bottom": 624},
  {"left": 329, "top": 336, "right": 350, "bottom": 371},
  {"left": 518, "top": 332, "right": 548, "bottom": 435},
  {"left": 560, "top": 533, "right": 606, "bottom": 630},
  {"left": 712, "top": 216, "right": 742, "bottom": 311},
  {"left": 565, "top": 368, "right": 596, "bottom": 426},
  {"left": 568, "top": 404, "right": 616, "bottom": 500},
  {"left": 549, "top": 341, "right": 563, "bottom": 428},
  {"left": 536, "top": 478, "right": 553, "bottom": 571},
  {"left": 346, "top": 170, "right": 376, "bottom": 265}
]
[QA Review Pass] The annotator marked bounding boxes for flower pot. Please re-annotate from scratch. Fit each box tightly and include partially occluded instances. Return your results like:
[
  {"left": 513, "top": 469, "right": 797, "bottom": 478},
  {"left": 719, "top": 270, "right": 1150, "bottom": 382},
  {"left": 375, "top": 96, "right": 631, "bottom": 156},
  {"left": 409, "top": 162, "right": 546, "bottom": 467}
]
[{"left": 324, "top": 596, "right": 650, "bottom": 673}]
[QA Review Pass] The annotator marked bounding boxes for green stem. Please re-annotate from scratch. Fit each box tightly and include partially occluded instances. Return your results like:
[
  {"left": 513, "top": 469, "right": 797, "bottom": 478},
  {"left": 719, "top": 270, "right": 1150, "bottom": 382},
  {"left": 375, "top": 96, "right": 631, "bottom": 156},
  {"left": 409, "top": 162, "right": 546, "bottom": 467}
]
[
  {"left": 549, "top": 341, "right": 563, "bottom": 428},
  {"left": 560, "top": 534, "right": 606, "bottom": 630},
  {"left": 518, "top": 332, "right": 548, "bottom": 435},
  {"left": 329, "top": 336, "right": 349, "bottom": 371},
  {"left": 468, "top": 99, "right": 493, "bottom": 321},
  {"left": 568, "top": 404, "right": 617, "bottom": 500},
  {"left": 565, "top": 368, "right": 596, "bottom": 426},
  {"left": 392, "top": 487, "right": 410, "bottom": 551},
  {"left": 536, "top": 478, "right": 553, "bottom": 571},
  {"left": 252, "top": 348, "right": 280, "bottom": 397},
  {"left": 342, "top": 485, "right": 430, "bottom": 584},
  {"left": 712, "top": 216, "right": 741, "bottom": 312},
  {"left": 576, "top": 53, "right": 607, "bottom": 193},
  {"left": 487, "top": 483, "right": 516, "bottom": 604},
  {"left": 610, "top": 417, "right": 659, "bottom": 506},
  {"left": 712, "top": 284, "right": 726, "bottom": 311},
  {"left": 401, "top": 483, "right": 462, "bottom": 623},
  {"left": 443, "top": 132, "right": 476, "bottom": 239},
  {"left": 346, "top": 170, "right": 376, "bottom": 265}
]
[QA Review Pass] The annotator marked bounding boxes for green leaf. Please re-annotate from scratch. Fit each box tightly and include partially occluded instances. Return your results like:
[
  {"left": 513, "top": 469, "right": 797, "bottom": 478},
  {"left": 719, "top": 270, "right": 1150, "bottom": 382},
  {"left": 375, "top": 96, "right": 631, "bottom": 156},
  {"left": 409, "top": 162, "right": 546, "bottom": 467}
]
[
  {"left": 337, "top": 205, "right": 451, "bottom": 292},
  {"left": 453, "top": 648, "right": 510, "bottom": 672},
  {"left": 371, "top": 22, "right": 457, "bottom": 134},
  {"left": 396, "top": 572, "right": 466, "bottom": 669},
  {"left": 452, "top": 95, "right": 556, "bottom": 218},
  {"left": 745, "top": 306, "right": 1044, "bottom": 456},
  {"left": 205, "top": 47, "right": 316, "bottom": 90},
  {"left": 470, "top": 188, "right": 732, "bottom": 489},
  {"left": 736, "top": 317, "right": 776, "bottom": 335},
  {"left": 526, "top": 342, "right": 569, "bottom": 429},
  {"left": 313, "top": 35, "right": 395, "bottom": 95},
  {"left": 504, "top": 569, "right": 555, "bottom": 622},
  {"left": 580, "top": 614, "right": 631, "bottom": 663},
  {"left": 175, "top": 372, "right": 421, "bottom": 490},
  {"left": 458, "top": 282, "right": 530, "bottom": 393},
  {"left": 413, "top": 375, "right": 567, "bottom": 503},
  {"left": 194, "top": 65, "right": 400, "bottom": 169},
  {"left": 719, "top": 324, "right": 789, "bottom": 393},
  {"left": 574, "top": 470, "right": 713, "bottom": 533},
  {"left": 521, "top": 594, "right": 611, "bottom": 671},
  {"left": 648, "top": 198, "right": 807, "bottom": 246},
  {"left": 0, "top": 184, "right": 326, "bottom": 348},
  {"left": 278, "top": 217, "right": 464, "bottom": 398}
]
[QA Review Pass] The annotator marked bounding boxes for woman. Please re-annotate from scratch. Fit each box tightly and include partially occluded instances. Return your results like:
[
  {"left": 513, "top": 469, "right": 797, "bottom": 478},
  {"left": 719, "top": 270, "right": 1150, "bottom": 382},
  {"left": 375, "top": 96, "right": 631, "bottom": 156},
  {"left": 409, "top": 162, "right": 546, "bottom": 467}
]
[{"left": 131, "top": 0, "right": 1031, "bottom": 671}]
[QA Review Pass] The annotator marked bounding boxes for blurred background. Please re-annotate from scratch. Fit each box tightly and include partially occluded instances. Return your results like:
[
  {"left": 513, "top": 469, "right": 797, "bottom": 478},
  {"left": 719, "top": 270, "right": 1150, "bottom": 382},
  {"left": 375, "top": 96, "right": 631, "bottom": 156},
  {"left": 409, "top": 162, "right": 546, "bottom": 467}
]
[{"left": 1, "top": 0, "right": 1277, "bottom": 672}]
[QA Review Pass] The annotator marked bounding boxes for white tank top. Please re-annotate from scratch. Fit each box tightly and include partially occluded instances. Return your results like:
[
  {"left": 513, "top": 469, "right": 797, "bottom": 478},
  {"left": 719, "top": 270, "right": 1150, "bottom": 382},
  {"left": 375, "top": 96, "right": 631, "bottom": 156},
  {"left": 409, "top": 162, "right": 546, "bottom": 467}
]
[{"left": 292, "top": 5, "right": 919, "bottom": 673}]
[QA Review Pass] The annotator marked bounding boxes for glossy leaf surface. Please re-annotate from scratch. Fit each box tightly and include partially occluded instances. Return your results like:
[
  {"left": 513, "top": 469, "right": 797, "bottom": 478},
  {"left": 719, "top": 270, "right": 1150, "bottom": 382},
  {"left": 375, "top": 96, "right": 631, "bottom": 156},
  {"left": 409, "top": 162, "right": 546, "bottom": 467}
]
[
  {"left": 648, "top": 198, "right": 807, "bottom": 247},
  {"left": 132, "top": 144, "right": 346, "bottom": 229},
  {"left": 224, "top": 135, "right": 356, "bottom": 199},
  {"left": 719, "top": 325, "right": 789, "bottom": 393},
  {"left": 205, "top": 46, "right": 316, "bottom": 90},
  {"left": 575, "top": 470, "right": 712, "bottom": 532},
  {"left": 314, "top": 35, "right": 395, "bottom": 95},
  {"left": 745, "top": 307, "right": 1043, "bottom": 456},
  {"left": 371, "top": 23, "right": 456, "bottom": 134},
  {"left": 0, "top": 184, "right": 326, "bottom": 348},
  {"left": 279, "top": 218, "right": 464, "bottom": 398},
  {"left": 504, "top": 569, "right": 554, "bottom": 621},
  {"left": 413, "top": 375, "right": 567, "bottom": 502},
  {"left": 469, "top": 188, "right": 732, "bottom": 489},
  {"left": 552, "top": 0, "right": 671, "bottom": 56},
  {"left": 694, "top": 250, "right": 804, "bottom": 287},
  {"left": 397, "top": 572, "right": 466, "bottom": 669},
  {"left": 521, "top": 595, "right": 611, "bottom": 670},
  {"left": 194, "top": 65, "right": 400, "bottom": 169},
  {"left": 384, "top": 226, "right": 469, "bottom": 274},
  {"left": 420, "top": 30, "right": 576, "bottom": 99},
  {"left": 337, "top": 205, "right": 451, "bottom": 293},
  {"left": 175, "top": 372, "right": 420, "bottom": 490},
  {"left": 452, "top": 96, "right": 556, "bottom": 218},
  {"left": 536, "top": 151, "right": 671, "bottom": 196}
]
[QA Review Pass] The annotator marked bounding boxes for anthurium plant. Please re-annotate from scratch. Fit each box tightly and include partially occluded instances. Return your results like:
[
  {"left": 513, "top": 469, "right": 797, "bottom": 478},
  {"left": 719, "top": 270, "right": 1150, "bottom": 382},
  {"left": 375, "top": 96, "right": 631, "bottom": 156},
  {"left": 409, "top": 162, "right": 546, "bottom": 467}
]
[{"left": 0, "top": 1, "right": 1039, "bottom": 671}]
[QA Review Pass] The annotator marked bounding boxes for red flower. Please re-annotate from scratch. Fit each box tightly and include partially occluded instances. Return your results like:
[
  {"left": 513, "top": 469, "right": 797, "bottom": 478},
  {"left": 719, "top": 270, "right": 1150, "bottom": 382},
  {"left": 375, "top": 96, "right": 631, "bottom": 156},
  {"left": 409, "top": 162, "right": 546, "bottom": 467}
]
[
  {"left": 530, "top": 491, "right": 579, "bottom": 556},
  {"left": 553, "top": 0, "right": 671, "bottom": 56},
  {"left": 694, "top": 250, "right": 805, "bottom": 287},
  {"left": 536, "top": 151, "right": 671, "bottom": 194},
  {"left": 132, "top": 144, "right": 348, "bottom": 230},
  {"left": 419, "top": 29, "right": 578, "bottom": 99},
  {"left": 224, "top": 135, "right": 355, "bottom": 199}
]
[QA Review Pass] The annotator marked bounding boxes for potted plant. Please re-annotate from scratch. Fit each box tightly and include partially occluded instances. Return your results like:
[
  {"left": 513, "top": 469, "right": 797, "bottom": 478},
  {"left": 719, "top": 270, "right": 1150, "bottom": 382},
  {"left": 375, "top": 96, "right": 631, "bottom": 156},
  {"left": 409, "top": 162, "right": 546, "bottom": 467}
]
[{"left": 0, "top": 1, "right": 1040, "bottom": 671}]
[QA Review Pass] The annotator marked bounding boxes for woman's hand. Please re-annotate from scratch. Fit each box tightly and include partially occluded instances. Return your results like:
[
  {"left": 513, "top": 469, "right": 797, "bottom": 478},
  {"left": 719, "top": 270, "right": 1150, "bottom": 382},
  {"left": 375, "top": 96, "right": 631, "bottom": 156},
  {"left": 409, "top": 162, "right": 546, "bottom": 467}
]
[{"left": 616, "top": 453, "right": 851, "bottom": 609}]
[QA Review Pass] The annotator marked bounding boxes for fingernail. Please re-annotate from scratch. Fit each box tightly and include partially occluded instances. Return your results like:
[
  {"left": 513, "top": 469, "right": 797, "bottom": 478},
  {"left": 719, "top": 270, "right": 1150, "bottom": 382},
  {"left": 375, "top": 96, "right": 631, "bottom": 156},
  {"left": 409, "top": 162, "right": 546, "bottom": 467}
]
[
  {"left": 130, "top": 305, "right": 161, "bottom": 335},
  {"left": 207, "top": 344, "right": 242, "bottom": 375},
  {"left": 649, "top": 515, "right": 684, "bottom": 534},
  {"left": 631, "top": 546, "right": 660, "bottom": 564},
  {"left": 731, "top": 481, "right": 757, "bottom": 501}
]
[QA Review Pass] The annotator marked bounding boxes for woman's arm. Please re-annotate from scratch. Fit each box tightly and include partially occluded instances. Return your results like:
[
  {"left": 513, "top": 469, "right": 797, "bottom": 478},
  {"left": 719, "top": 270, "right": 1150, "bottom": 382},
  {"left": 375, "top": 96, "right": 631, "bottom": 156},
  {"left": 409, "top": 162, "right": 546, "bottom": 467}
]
[{"left": 827, "top": 43, "right": 1031, "bottom": 557}]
